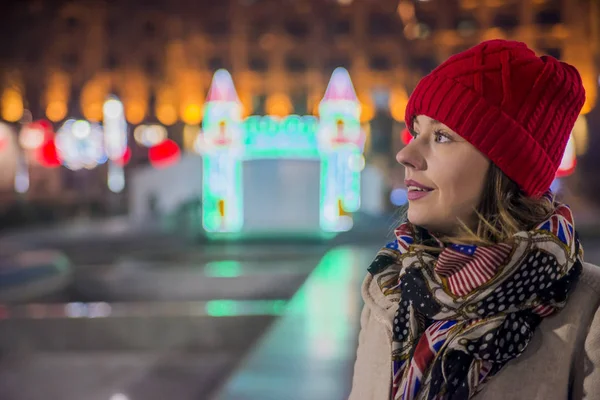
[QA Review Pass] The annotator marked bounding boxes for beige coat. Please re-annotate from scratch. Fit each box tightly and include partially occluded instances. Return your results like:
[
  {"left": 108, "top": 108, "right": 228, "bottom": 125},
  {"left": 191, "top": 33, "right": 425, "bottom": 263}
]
[{"left": 349, "top": 262, "right": 600, "bottom": 400}]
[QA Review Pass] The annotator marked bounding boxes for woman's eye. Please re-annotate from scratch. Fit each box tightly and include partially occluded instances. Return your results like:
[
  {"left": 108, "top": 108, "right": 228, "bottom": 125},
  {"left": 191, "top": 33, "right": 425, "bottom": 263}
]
[{"left": 434, "top": 132, "right": 452, "bottom": 143}]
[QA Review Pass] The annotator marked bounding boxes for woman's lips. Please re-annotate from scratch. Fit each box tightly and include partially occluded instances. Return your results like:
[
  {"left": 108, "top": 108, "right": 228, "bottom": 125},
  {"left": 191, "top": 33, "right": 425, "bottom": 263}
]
[{"left": 407, "top": 190, "right": 432, "bottom": 201}]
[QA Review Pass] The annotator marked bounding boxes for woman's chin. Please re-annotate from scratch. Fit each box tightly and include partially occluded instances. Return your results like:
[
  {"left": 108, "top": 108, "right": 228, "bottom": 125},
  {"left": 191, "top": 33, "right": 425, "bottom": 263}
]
[{"left": 407, "top": 211, "right": 430, "bottom": 229}]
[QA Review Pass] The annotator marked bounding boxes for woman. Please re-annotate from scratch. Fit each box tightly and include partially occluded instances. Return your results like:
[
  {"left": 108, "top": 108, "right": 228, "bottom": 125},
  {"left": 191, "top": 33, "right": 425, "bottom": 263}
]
[{"left": 350, "top": 39, "right": 600, "bottom": 400}]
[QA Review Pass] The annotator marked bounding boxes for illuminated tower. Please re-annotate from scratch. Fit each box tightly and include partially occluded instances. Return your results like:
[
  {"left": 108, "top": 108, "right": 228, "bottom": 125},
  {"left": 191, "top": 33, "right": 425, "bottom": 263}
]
[
  {"left": 198, "top": 69, "right": 244, "bottom": 233},
  {"left": 317, "top": 67, "right": 365, "bottom": 232}
]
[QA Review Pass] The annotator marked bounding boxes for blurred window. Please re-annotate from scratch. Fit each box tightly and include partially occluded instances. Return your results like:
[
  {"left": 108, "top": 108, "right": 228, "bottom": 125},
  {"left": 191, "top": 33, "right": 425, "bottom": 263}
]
[
  {"left": 26, "top": 47, "right": 40, "bottom": 64},
  {"left": 284, "top": 20, "right": 309, "bottom": 38},
  {"left": 106, "top": 17, "right": 118, "bottom": 36},
  {"left": 369, "top": 55, "right": 391, "bottom": 71},
  {"left": 493, "top": 13, "right": 519, "bottom": 30},
  {"left": 542, "top": 47, "right": 562, "bottom": 59},
  {"left": 206, "top": 20, "right": 229, "bottom": 36},
  {"left": 332, "top": 18, "right": 351, "bottom": 35},
  {"left": 413, "top": 56, "right": 438, "bottom": 75},
  {"left": 368, "top": 13, "right": 396, "bottom": 36},
  {"left": 144, "top": 56, "right": 158, "bottom": 76},
  {"left": 143, "top": 20, "right": 156, "bottom": 37},
  {"left": 105, "top": 53, "right": 119, "bottom": 69},
  {"left": 456, "top": 17, "right": 479, "bottom": 37},
  {"left": 249, "top": 57, "right": 268, "bottom": 72},
  {"left": 285, "top": 56, "right": 307, "bottom": 72},
  {"left": 61, "top": 52, "right": 78, "bottom": 71},
  {"left": 249, "top": 21, "right": 270, "bottom": 41},
  {"left": 535, "top": 8, "right": 562, "bottom": 25},
  {"left": 65, "top": 16, "right": 79, "bottom": 31},
  {"left": 208, "top": 57, "right": 226, "bottom": 71},
  {"left": 415, "top": 11, "right": 437, "bottom": 32}
]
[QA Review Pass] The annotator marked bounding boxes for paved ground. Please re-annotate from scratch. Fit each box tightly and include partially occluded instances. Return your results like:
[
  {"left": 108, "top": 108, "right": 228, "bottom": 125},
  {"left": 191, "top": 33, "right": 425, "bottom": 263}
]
[
  {"left": 0, "top": 227, "right": 343, "bottom": 400},
  {"left": 2, "top": 216, "right": 600, "bottom": 400}
]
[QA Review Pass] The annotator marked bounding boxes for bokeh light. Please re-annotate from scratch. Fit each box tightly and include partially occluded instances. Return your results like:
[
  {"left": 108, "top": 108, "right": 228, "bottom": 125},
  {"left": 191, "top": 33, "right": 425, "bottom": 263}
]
[
  {"left": 266, "top": 93, "right": 293, "bottom": 117},
  {"left": 134, "top": 124, "right": 167, "bottom": 147},
  {"left": 36, "top": 138, "right": 61, "bottom": 168},
  {"left": 45, "top": 101, "right": 68, "bottom": 122},
  {"left": 1, "top": 87, "right": 24, "bottom": 122},
  {"left": 44, "top": 70, "right": 70, "bottom": 122},
  {"left": 55, "top": 119, "right": 106, "bottom": 170},
  {"left": 148, "top": 138, "right": 181, "bottom": 168},
  {"left": 19, "top": 122, "right": 47, "bottom": 150},
  {"left": 390, "top": 188, "right": 408, "bottom": 206}
]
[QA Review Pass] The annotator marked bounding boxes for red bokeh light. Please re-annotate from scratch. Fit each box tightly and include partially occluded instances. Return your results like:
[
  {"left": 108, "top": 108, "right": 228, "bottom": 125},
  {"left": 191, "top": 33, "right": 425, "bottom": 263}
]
[
  {"left": 36, "top": 138, "right": 61, "bottom": 168},
  {"left": 148, "top": 139, "right": 180, "bottom": 169},
  {"left": 556, "top": 159, "right": 576, "bottom": 178},
  {"left": 401, "top": 128, "right": 413, "bottom": 145},
  {"left": 37, "top": 119, "right": 53, "bottom": 132}
]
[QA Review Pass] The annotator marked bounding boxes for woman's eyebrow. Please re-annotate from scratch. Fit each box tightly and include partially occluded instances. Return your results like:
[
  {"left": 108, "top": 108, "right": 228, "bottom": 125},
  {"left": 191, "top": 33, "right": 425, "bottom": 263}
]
[{"left": 413, "top": 118, "right": 442, "bottom": 127}]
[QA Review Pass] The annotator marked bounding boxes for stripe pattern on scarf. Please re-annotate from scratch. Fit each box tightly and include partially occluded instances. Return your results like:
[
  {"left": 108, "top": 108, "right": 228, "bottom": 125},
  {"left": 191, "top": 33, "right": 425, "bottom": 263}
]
[{"left": 367, "top": 201, "right": 583, "bottom": 400}]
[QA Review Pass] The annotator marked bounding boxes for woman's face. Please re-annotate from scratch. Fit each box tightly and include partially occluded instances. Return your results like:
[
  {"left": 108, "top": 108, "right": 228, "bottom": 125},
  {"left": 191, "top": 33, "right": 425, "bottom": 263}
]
[{"left": 396, "top": 115, "right": 490, "bottom": 235}]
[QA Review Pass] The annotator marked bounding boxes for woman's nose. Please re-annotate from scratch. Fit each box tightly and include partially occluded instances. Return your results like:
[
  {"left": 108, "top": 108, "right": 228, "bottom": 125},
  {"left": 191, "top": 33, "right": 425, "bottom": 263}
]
[{"left": 396, "top": 143, "right": 425, "bottom": 170}]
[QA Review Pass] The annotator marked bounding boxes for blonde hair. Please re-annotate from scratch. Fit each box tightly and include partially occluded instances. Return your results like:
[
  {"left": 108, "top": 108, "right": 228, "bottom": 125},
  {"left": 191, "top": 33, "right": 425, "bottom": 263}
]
[{"left": 401, "top": 164, "right": 556, "bottom": 248}]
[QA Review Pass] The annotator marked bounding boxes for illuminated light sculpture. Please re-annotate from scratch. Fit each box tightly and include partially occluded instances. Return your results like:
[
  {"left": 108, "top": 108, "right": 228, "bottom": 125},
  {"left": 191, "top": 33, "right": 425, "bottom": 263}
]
[
  {"left": 317, "top": 67, "right": 366, "bottom": 232},
  {"left": 197, "top": 69, "right": 244, "bottom": 233},
  {"left": 55, "top": 119, "right": 107, "bottom": 170},
  {"left": 198, "top": 67, "right": 365, "bottom": 236}
]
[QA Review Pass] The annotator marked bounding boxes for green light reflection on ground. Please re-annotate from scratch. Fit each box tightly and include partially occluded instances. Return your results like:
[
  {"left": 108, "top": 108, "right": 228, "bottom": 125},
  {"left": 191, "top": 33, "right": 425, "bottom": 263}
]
[
  {"left": 204, "top": 260, "right": 243, "bottom": 277},
  {"left": 205, "top": 299, "right": 288, "bottom": 317}
]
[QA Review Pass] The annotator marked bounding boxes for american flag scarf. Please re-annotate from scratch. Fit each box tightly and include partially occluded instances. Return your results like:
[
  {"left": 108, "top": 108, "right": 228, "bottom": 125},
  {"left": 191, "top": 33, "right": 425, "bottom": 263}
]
[{"left": 367, "top": 200, "right": 583, "bottom": 400}]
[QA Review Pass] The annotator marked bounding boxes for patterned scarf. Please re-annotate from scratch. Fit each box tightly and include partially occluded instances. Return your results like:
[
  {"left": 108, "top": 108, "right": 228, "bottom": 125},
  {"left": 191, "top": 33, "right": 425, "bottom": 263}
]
[{"left": 367, "top": 200, "right": 583, "bottom": 400}]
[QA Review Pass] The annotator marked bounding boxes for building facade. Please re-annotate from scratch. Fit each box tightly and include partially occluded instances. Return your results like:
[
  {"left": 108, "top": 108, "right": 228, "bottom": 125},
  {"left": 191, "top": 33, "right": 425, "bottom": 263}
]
[{"left": 0, "top": 0, "right": 597, "bottom": 214}]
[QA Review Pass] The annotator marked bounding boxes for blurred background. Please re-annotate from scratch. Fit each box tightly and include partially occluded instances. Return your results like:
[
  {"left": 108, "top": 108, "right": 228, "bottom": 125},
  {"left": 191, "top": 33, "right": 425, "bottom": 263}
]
[{"left": 0, "top": 0, "right": 598, "bottom": 399}]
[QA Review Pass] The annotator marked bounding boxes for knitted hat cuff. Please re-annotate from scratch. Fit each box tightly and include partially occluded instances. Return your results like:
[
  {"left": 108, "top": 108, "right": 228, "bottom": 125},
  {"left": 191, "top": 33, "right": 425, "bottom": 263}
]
[{"left": 405, "top": 73, "right": 556, "bottom": 197}]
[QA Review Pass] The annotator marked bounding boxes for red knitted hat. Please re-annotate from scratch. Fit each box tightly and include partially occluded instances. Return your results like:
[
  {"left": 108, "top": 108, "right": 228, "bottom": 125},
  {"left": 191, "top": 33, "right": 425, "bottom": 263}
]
[{"left": 405, "top": 39, "right": 586, "bottom": 197}]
